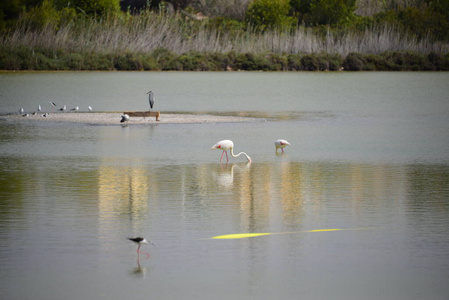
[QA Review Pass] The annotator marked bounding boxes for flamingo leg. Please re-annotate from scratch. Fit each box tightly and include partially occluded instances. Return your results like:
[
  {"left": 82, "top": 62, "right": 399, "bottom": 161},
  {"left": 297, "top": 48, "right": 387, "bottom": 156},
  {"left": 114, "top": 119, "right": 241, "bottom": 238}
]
[
  {"left": 220, "top": 151, "right": 225, "bottom": 162},
  {"left": 225, "top": 151, "right": 229, "bottom": 162}
]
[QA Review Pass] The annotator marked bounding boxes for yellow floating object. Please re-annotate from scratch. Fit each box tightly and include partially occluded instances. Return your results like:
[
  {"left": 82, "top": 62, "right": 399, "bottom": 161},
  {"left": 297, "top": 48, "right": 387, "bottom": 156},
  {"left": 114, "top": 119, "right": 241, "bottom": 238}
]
[
  {"left": 307, "top": 229, "right": 341, "bottom": 232},
  {"left": 211, "top": 228, "right": 353, "bottom": 239},
  {"left": 212, "top": 233, "right": 271, "bottom": 239}
]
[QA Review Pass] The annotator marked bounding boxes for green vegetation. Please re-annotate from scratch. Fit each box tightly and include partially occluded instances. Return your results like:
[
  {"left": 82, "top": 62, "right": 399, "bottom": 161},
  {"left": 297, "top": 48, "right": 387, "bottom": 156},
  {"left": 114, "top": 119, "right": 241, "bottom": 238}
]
[{"left": 1, "top": 0, "right": 448, "bottom": 71}]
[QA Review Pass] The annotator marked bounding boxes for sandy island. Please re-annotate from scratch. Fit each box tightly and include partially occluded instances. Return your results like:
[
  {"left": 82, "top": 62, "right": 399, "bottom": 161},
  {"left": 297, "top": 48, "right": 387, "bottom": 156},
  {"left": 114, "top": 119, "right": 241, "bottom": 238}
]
[{"left": 0, "top": 112, "right": 264, "bottom": 125}]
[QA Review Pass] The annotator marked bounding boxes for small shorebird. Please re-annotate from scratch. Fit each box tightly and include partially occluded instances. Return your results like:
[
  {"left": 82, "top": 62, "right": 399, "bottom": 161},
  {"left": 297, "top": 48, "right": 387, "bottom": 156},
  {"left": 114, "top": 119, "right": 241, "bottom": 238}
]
[
  {"left": 70, "top": 106, "right": 79, "bottom": 112},
  {"left": 58, "top": 105, "right": 66, "bottom": 112},
  {"left": 88, "top": 106, "right": 93, "bottom": 112},
  {"left": 128, "top": 237, "right": 154, "bottom": 257},
  {"left": 120, "top": 114, "right": 130, "bottom": 123},
  {"left": 49, "top": 101, "right": 56, "bottom": 112}
]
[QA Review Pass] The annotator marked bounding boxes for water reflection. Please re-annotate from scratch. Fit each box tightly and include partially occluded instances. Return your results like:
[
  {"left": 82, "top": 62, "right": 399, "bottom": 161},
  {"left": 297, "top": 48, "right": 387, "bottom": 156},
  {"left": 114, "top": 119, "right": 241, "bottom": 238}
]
[
  {"left": 130, "top": 257, "right": 149, "bottom": 278},
  {"left": 1, "top": 153, "right": 449, "bottom": 299}
]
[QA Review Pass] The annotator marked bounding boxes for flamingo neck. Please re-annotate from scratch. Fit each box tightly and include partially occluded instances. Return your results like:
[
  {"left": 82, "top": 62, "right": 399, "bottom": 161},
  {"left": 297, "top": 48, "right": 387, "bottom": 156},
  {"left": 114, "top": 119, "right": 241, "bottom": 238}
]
[{"left": 230, "top": 147, "right": 251, "bottom": 162}]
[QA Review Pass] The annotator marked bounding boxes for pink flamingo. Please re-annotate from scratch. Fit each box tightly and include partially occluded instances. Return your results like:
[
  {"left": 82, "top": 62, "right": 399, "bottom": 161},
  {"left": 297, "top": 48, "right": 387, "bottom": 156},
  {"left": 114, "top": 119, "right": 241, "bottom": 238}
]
[
  {"left": 211, "top": 140, "right": 251, "bottom": 163},
  {"left": 275, "top": 139, "right": 290, "bottom": 154}
]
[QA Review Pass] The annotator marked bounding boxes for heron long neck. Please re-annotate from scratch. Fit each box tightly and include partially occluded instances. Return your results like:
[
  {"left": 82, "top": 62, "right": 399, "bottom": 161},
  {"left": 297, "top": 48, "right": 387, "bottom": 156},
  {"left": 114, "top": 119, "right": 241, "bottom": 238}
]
[{"left": 230, "top": 147, "right": 251, "bottom": 162}]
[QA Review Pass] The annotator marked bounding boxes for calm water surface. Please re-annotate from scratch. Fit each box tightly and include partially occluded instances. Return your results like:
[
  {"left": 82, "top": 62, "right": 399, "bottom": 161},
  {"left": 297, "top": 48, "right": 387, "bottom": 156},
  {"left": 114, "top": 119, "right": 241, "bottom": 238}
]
[{"left": 1, "top": 72, "right": 449, "bottom": 300}]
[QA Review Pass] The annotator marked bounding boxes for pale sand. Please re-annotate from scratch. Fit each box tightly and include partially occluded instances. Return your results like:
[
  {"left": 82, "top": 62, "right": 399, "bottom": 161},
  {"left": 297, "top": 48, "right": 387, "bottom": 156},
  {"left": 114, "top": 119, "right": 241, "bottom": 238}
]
[{"left": 0, "top": 112, "right": 263, "bottom": 125}]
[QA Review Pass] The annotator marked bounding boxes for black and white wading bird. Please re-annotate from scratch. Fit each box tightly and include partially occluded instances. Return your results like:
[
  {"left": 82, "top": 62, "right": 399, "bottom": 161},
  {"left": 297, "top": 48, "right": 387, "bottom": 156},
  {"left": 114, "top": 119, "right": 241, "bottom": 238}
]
[
  {"left": 49, "top": 101, "right": 56, "bottom": 112},
  {"left": 128, "top": 237, "right": 154, "bottom": 257},
  {"left": 120, "top": 114, "right": 130, "bottom": 123},
  {"left": 70, "top": 106, "right": 79, "bottom": 112},
  {"left": 58, "top": 105, "right": 66, "bottom": 112},
  {"left": 147, "top": 91, "right": 155, "bottom": 110}
]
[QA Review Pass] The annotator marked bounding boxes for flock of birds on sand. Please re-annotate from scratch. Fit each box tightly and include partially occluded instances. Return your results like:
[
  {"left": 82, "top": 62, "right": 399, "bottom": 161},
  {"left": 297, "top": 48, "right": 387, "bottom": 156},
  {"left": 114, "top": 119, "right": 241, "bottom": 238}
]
[
  {"left": 18, "top": 90, "right": 155, "bottom": 123},
  {"left": 18, "top": 101, "right": 91, "bottom": 118}
]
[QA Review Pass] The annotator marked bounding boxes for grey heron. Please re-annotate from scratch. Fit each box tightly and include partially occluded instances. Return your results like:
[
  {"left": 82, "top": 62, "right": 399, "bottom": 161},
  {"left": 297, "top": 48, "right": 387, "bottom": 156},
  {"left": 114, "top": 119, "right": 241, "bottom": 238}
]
[{"left": 147, "top": 91, "right": 154, "bottom": 110}]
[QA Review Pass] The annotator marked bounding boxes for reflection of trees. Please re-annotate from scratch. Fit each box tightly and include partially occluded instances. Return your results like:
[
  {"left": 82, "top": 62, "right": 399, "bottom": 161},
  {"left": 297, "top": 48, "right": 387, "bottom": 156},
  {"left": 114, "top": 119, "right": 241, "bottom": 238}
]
[
  {"left": 94, "top": 161, "right": 449, "bottom": 234},
  {"left": 12, "top": 157, "right": 442, "bottom": 240},
  {"left": 406, "top": 164, "right": 449, "bottom": 215}
]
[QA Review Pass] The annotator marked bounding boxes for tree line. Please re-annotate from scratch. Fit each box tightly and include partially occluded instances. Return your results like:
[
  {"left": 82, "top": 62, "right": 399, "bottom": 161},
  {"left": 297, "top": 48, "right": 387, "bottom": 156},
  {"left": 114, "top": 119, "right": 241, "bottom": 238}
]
[{"left": 1, "top": 0, "right": 448, "bottom": 71}]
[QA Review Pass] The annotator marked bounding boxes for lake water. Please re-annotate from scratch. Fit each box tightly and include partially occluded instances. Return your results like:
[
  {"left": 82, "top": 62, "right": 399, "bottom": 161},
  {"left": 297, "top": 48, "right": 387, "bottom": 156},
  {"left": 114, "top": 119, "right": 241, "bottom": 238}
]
[{"left": 0, "top": 71, "right": 449, "bottom": 300}]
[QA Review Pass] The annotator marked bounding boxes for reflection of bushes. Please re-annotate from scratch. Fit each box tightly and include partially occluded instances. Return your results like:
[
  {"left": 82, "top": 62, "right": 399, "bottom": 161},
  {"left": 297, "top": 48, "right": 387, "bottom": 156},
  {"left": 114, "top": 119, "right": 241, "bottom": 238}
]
[{"left": 1, "top": 44, "right": 449, "bottom": 71}]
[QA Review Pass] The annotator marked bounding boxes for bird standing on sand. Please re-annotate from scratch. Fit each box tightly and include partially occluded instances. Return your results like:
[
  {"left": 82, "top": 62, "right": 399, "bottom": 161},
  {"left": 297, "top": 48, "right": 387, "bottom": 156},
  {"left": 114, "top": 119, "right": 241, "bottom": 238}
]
[
  {"left": 147, "top": 91, "right": 154, "bottom": 110},
  {"left": 211, "top": 140, "right": 251, "bottom": 163},
  {"left": 120, "top": 114, "right": 130, "bottom": 123},
  {"left": 88, "top": 106, "right": 93, "bottom": 112},
  {"left": 275, "top": 139, "right": 290, "bottom": 154},
  {"left": 19, "top": 107, "right": 24, "bottom": 114},
  {"left": 49, "top": 101, "right": 56, "bottom": 112},
  {"left": 58, "top": 105, "right": 66, "bottom": 112},
  {"left": 70, "top": 106, "right": 79, "bottom": 112},
  {"left": 128, "top": 237, "right": 154, "bottom": 257}
]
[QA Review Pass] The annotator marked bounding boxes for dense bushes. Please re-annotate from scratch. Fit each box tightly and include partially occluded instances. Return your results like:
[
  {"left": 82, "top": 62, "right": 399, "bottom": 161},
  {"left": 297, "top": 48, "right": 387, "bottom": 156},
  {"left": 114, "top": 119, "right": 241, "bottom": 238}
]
[{"left": 1, "top": 45, "right": 448, "bottom": 71}]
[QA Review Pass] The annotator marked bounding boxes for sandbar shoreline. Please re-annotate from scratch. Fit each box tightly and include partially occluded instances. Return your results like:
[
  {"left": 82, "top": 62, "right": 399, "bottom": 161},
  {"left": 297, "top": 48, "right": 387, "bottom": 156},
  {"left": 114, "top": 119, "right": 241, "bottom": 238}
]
[{"left": 0, "top": 112, "right": 264, "bottom": 125}]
